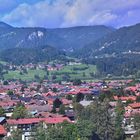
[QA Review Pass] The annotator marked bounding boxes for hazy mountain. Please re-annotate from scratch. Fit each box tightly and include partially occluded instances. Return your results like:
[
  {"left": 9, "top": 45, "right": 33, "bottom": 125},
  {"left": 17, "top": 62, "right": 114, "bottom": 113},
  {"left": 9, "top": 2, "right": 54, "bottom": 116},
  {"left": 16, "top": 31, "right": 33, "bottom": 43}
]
[
  {"left": 0, "top": 45, "right": 65, "bottom": 65},
  {"left": 74, "top": 23, "right": 140, "bottom": 59},
  {"left": 0, "top": 22, "right": 114, "bottom": 50},
  {"left": 0, "top": 22, "right": 13, "bottom": 28}
]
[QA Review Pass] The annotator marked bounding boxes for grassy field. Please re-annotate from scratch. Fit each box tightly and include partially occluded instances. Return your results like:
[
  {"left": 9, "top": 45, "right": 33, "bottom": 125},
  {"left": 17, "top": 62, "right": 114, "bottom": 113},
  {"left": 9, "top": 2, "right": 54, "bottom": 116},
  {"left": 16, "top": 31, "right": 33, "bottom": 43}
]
[
  {"left": 4, "top": 69, "right": 46, "bottom": 81},
  {"left": 0, "top": 61, "right": 7, "bottom": 65},
  {"left": 3, "top": 64, "right": 97, "bottom": 81},
  {"left": 50, "top": 64, "right": 97, "bottom": 81}
]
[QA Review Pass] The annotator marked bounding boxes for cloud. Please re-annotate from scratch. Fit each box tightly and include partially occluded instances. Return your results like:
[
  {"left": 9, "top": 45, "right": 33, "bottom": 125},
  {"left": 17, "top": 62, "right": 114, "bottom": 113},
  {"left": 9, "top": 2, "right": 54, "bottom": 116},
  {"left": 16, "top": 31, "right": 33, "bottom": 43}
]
[
  {"left": 0, "top": 0, "right": 17, "bottom": 13},
  {"left": 1, "top": 0, "right": 140, "bottom": 28}
]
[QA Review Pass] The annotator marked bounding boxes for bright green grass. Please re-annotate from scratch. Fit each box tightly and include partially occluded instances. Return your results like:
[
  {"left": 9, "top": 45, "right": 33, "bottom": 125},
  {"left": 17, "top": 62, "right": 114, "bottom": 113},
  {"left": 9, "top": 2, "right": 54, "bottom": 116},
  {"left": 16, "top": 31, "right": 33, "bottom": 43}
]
[
  {"left": 0, "top": 61, "right": 7, "bottom": 65},
  {"left": 50, "top": 64, "right": 97, "bottom": 81},
  {"left": 4, "top": 69, "right": 46, "bottom": 81},
  {"left": 4, "top": 64, "right": 97, "bottom": 81}
]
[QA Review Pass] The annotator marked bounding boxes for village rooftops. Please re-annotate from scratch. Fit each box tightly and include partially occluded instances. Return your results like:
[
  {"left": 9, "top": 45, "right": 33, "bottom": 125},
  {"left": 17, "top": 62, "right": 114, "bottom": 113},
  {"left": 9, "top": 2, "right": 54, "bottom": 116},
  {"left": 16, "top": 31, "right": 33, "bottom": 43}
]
[
  {"left": 0, "top": 125, "right": 7, "bottom": 135},
  {"left": 7, "top": 118, "right": 44, "bottom": 125},
  {"left": 114, "top": 96, "right": 136, "bottom": 101},
  {"left": 129, "top": 103, "right": 140, "bottom": 109},
  {"left": 44, "top": 117, "right": 71, "bottom": 124},
  {"left": 7, "top": 117, "right": 71, "bottom": 125}
]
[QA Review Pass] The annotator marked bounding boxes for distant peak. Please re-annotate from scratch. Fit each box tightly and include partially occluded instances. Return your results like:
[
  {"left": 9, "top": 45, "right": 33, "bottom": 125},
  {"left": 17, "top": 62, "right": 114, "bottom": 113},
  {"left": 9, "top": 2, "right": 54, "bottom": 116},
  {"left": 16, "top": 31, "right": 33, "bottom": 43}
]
[{"left": 0, "top": 21, "right": 13, "bottom": 28}]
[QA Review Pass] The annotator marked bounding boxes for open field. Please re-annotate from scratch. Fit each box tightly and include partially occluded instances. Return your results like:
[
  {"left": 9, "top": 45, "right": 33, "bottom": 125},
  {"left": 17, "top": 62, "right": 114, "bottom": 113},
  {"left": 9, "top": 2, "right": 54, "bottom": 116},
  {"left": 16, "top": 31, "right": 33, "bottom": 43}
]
[
  {"left": 3, "top": 64, "right": 97, "bottom": 81},
  {"left": 50, "top": 64, "right": 97, "bottom": 81},
  {"left": 4, "top": 69, "right": 46, "bottom": 81}
]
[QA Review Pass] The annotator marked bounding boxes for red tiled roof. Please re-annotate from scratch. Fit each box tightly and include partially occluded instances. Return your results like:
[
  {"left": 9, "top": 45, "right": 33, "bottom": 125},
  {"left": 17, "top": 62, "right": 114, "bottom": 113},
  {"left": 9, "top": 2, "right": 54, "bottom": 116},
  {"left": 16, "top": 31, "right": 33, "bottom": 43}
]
[
  {"left": 61, "top": 99, "right": 72, "bottom": 105},
  {"left": 125, "top": 86, "right": 137, "bottom": 92},
  {"left": 114, "top": 96, "right": 136, "bottom": 101},
  {"left": 129, "top": 103, "right": 140, "bottom": 109},
  {"left": 7, "top": 117, "right": 71, "bottom": 125},
  {"left": 7, "top": 118, "right": 44, "bottom": 125},
  {"left": 44, "top": 117, "right": 71, "bottom": 124},
  {"left": 0, "top": 89, "right": 7, "bottom": 93},
  {"left": 43, "top": 92, "right": 56, "bottom": 97},
  {"left": 0, "top": 101, "right": 17, "bottom": 108},
  {"left": 0, "top": 125, "right": 7, "bottom": 135},
  {"left": 67, "top": 91, "right": 79, "bottom": 95}
]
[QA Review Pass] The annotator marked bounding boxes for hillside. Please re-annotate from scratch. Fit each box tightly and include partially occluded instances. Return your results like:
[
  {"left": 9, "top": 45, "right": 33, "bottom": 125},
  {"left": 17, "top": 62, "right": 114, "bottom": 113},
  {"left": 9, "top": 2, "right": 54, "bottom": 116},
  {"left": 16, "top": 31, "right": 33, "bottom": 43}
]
[
  {"left": 75, "top": 23, "right": 140, "bottom": 59},
  {"left": 0, "top": 45, "right": 65, "bottom": 65},
  {"left": 0, "top": 22, "right": 114, "bottom": 50},
  {"left": 71, "top": 23, "right": 140, "bottom": 77}
]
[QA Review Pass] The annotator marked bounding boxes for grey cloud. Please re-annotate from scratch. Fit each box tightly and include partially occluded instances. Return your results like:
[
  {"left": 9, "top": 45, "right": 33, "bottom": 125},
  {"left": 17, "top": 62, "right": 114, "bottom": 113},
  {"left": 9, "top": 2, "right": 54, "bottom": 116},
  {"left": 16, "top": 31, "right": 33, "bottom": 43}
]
[{"left": 2, "top": 0, "right": 140, "bottom": 28}]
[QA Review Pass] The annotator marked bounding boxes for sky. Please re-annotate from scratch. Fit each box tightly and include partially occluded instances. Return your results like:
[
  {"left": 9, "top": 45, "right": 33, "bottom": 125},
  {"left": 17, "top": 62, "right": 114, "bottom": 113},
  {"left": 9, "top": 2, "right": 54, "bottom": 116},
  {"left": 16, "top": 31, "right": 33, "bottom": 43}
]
[{"left": 0, "top": 0, "right": 140, "bottom": 28}]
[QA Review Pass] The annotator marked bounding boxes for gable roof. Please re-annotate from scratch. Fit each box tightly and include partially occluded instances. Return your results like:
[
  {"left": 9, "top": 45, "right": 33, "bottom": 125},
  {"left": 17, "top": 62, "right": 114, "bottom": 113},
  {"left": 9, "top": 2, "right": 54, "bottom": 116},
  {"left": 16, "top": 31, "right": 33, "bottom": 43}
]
[
  {"left": 0, "top": 125, "right": 7, "bottom": 135},
  {"left": 7, "top": 117, "right": 71, "bottom": 125},
  {"left": 44, "top": 117, "right": 71, "bottom": 124},
  {"left": 114, "top": 96, "right": 136, "bottom": 101},
  {"left": 129, "top": 103, "right": 140, "bottom": 109},
  {"left": 7, "top": 118, "right": 44, "bottom": 125}
]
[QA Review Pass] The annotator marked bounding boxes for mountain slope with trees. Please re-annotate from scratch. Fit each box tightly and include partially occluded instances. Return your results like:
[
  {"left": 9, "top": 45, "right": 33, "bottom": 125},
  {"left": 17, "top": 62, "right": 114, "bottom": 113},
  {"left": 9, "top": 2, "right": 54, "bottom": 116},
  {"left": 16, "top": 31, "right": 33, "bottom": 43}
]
[{"left": 0, "top": 22, "right": 114, "bottom": 50}]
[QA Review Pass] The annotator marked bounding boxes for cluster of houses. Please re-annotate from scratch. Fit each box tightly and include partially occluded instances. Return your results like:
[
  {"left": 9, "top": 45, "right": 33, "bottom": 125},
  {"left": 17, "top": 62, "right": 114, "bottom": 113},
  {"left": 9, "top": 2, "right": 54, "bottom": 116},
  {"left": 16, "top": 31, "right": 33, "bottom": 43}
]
[
  {"left": 3, "top": 63, "right": 63, "bottom": 72},
  {"left": 0, "top": 79, "right": 140, "bottom": 139}
]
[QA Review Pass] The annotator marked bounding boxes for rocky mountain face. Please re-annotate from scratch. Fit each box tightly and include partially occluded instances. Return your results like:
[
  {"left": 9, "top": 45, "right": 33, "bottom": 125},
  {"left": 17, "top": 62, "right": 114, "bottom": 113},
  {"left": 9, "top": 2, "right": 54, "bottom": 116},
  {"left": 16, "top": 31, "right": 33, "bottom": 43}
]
[{"left": 0, "top": 22, "right": 114, "bottom": 50}]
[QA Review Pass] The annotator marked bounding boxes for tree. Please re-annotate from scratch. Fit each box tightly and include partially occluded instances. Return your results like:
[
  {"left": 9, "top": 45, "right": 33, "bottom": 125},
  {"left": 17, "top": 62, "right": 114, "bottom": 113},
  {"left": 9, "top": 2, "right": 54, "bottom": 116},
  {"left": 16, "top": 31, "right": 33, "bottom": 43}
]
[
  {"left": 76, "top": 93, "right": 84, "bottom": 102},
  {"left": 73, "top": 79, "right": 82, "bottom": 85},
  {"left": 114, "top": 100, "right": 125, "bottom": 140},
  {"left": 133, "top": 114, "right": 140, "bottom": 130},
  {"left": 52, "top": 87, "right": 57, "bottom": 93},
  {"left": 95, "top": 101, "right": 115, "bottom": 140},
  {"left": 83, "top": 72, "right": 86, "bottom": 77},
  {"left": 77, "top": 119, "right": 95, "bottom": 139},
  {"left": 53, "top": 98, "right": 62, "bottom": 108},
  {"left": 99, "top": 90, "right": 113, "bottom": 102},
  {"left": 34, "top": 74, "right": 40, "bottom": 81},
  {"left": 86, "top": 94, "right": 93, "bottom": 101},
  {"left": 126, "top": 99, "right": 134, "bottom": 106},
  {"left": 59, "top": 104, "right": 66, "bottom": 115},
  {"left": 0, "top": 107, "right": 4, "bottom": 116},
  {"left": 7, "top": 90, "right": 14, "bottom": 95},
  {"left": 6, "top": 130, "right": 22, "bottom": 140},
  {"left": 3, "top": 80, "right": 8, "bottom": 85},
  {"left": 51, "top": 106, "right": 56, "bottom": 113},
  {"left": 12, "top": 104, "right": 28, "bottom": 119},
  {"left": 35, "top": 123, "right": 46, "bottom": 140},
  {"left": 22, "top": 68, "right": 28, "bottom": 74},
  {"left": 136, "top": 96, "right": 140, "bottom": 102},
  {"left": 62, "top": 121, "right": 79, "bottom": 140},
  {"left": 45, "top": 124, "right": 65, "bottom": 140},
  {"left": 73, "top": 103, "right": 84, "bottom": 119},
  {"left": 52, "top": 74, "right": 57, "bottom": 80},
  {"left": 62, "top": 74, "right": 70, "bottom": 81},
  {"left": 132, "top": 129, "right": 140, "bottom": 140},
  {"left": 46, "top": 122, "right": 79, "bottom": 140},
  {"left": 66, "top": 94, "right": 73, "bottom": 100}
]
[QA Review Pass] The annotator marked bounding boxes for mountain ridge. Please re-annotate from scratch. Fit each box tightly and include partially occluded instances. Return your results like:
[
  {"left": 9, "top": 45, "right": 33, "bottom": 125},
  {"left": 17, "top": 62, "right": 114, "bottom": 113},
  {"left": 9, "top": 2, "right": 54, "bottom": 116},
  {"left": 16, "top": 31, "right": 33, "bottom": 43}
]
[
  {"left": 0, "top": 21, "right": 114, "bottom": 50},
  {"left": 74, "top": 23, "right": 140, "bottom": 59}
]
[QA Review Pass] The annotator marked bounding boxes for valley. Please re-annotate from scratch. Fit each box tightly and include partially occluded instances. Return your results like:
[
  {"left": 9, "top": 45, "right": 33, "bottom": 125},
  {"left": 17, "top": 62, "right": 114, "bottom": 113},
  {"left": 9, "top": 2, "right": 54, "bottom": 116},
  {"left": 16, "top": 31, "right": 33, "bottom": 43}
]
[{"left": 0, "top": 21, "right": 140, "bottom": 140}]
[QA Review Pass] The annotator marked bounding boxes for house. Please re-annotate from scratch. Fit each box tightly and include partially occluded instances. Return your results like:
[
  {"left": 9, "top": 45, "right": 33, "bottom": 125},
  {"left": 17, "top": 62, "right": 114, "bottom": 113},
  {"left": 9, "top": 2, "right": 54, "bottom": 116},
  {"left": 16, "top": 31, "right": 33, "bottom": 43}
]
[
  {"left": 125, "top": 103, "right": 140, "bottom": 117},
  {"left": 113, "top": 96, "right": 136, "bottom": 103},
  {"left": 0, "top": 125, "right": 7, "bottom": 138},
  {"left": 26, "top": 105, "right": 52, "bottom": 113},
  {"left": 7, "top": 118, "right": 44, "bottom": 133},
  {"left": 128, "top": 103, "right": 140, "bottom": 110},
  {"left": 0, "top": 117, "right": 6, "bottom": 125},
  {"left": 80, "top": 100, "right": 93, "bottom": 107},
  {"left": 43, "top": 117, "right": 71, "bottom": 128},
  {"left": 125, "top": 86, "right": 137, "bottom": 93},
  {"left": 65, "top": 110, "right": 75, "bottom": 121}
]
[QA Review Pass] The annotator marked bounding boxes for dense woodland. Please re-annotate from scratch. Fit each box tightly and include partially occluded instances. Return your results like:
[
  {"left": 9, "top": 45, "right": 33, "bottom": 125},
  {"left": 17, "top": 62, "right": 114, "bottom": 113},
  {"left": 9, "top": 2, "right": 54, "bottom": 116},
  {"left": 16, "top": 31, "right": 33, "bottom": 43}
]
[
  {"left": 0, "top": 22, "right": 140, "bottom": 78},
  {"left": 0, "top": 45, "right": 65, "bottom": 65},
  {"left": 82, "top": 55, "right": 140, "bottom": 78}
]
